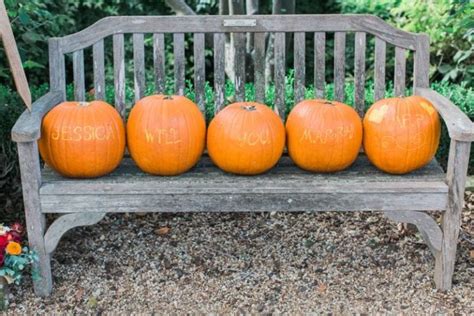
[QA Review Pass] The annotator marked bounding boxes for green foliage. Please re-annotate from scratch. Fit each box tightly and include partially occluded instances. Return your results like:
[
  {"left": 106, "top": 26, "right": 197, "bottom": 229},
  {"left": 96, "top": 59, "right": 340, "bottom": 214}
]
[
  {"left": 0, "top": 0, "right": 171, "bottom": 86},
  {"left": 391, "top": 0, "right": 473, "bottom": 84},
  {"left": 340, "top": 0, "right": 473, "bottom": 85},
  {"left": 1, "top": 0, "right": 73, "bottom": 84},
  {"left": 0, "top": 84, "right": 48, "bottom": 222},
  {"left": 0, "top": 247, "right": 38, "bottom": 285}
]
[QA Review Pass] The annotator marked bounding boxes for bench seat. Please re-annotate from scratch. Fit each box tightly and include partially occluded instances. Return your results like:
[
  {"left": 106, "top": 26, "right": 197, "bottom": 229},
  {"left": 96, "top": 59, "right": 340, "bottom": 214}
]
[{"left": 40, "top": 154, "right": 448, "bottom": 213}]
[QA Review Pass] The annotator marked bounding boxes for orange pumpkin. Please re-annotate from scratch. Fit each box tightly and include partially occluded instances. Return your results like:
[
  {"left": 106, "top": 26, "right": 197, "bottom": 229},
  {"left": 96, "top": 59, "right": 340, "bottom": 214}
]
[
  {"left": 127, "top": 95, "right": 206, "bottom": 176},
  {"left": 207, "top": 102, "right": 285, "bottom": 175},
  {"left": 363, "top": 96, "right": 441, "bottom": 174},
  {"left": 286, "top": 99, "right": 363, "bottom": 172},
  {"left": 38, "top": 101, "right": 126, "bottom": 178}
]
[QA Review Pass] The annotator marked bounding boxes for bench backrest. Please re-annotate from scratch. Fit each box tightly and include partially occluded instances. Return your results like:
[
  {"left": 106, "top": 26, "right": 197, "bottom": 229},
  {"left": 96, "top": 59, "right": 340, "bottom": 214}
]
[{"left": 48, "top": 14, "right": 430, "bottom": 121}]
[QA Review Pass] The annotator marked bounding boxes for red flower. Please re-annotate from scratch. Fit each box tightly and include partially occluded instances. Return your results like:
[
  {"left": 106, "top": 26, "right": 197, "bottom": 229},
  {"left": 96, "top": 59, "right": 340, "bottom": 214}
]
[
  {"left": 10, "top": 222, "right": 24, "bottom": 234},
  {"left": 0, "top": 234, "right": 8, "bottom": 250},
  {"left": 7, "top": 231, "right": 21, "bottom": 243}
]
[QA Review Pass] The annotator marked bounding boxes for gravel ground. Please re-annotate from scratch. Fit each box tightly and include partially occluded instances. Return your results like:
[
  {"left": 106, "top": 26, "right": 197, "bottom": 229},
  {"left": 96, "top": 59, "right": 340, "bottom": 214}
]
[{"left": 4, "top": 192, "right": 474, "bottom": 314}]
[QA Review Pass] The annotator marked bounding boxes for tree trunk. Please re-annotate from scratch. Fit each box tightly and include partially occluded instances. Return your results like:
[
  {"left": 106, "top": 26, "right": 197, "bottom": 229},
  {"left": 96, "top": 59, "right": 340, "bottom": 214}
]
[
  {"left": 273, "top": 0, "right": 295, "bottom": 53},
  {"left": 228, "top": 0, "right": 245, "bottom": 14},
  {"left": 226, "top": 0, "right": 246, "bottom": 83},
  {"left": 245, "top": 0, "right": 259, "bottom": 82},
  {"left": 164, "top": 0, "right": 196, "bottom": 15},
  {"left": 265, "top": 0, "right": 295, "bottom": 86},
  {"left": 264, "top": 34, "right": 274, "bottom": 87},
  {"left": 164, "top": 0, "right": 214, "bottom": 50},
  {"left": 246, "top": 0, "right": 259, "bottom": 53},
  {"left": 219, "top": 0, "right": 229, "bottom": 15}
]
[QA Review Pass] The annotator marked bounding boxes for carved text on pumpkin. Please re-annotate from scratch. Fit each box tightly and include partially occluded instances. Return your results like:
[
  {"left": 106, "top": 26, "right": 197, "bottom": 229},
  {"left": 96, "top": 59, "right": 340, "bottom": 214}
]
[
  {"left": 51, "top": 125, "right": 115, "bottom": 141},
  {"left": 237, "top": 131, "right": 270, "bottom": 147},
  {"left": 300, "top": 126, "right": 355, "bottom": 144},
  {"left": 145, "top": 128, "right": 182, "bottom": 144}
]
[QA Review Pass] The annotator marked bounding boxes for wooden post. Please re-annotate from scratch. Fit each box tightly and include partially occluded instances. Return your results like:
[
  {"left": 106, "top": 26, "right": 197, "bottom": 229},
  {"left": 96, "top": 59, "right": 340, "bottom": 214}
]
[
  {"left": 435, "top": 140, "right": 471, "bottom": 290},
  {"left": 0, "top": 0, "right": 31, "bottom": 109},
  {"left": 17, "top": 142, "right": 52, "bottom": 297}
]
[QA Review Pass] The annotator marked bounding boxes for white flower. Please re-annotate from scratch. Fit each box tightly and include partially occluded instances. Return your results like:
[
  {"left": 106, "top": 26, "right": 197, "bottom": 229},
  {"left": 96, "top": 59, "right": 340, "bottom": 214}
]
[{"left": 0, "top": 225, "right": 11, "bottom": 236}]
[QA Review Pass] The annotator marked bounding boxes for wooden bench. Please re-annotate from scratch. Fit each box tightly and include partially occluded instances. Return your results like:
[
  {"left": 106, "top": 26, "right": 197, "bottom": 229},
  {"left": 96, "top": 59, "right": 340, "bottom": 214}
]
[{"left": 11, "top": 15, "right": 474, "bottom": 297}]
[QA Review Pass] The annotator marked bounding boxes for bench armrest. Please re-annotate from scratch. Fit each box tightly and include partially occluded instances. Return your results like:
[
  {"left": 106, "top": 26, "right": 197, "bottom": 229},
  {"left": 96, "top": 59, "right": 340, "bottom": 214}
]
[
  {"left": 11, "top": 91, "right": 63, "bottom": 143},
  {"left": 415, "top": 87, "right": 474, "bottom": 142}
]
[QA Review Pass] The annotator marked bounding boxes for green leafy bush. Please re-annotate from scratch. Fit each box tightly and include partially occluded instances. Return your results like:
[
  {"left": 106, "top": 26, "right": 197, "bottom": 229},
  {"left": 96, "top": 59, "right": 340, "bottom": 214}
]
[
  {"left": 0, "top": 0, "right": 171, "bottom": 86},
  {"left": 0, "top": 84, "right": 48, "bottom": 222},
  {"left": 340, "top": 0, "right": 473, "bottom": 85},
  {"left": 1, "top": 1, "right": 71, "bottom": 85}
]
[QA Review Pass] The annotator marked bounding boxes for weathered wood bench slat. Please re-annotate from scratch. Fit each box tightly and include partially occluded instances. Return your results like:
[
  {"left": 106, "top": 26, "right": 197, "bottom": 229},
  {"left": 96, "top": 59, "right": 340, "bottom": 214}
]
[
  {"left": 414, "top": 34, "right": 430, "bottom": 89},
  {"left": 374, "top": 37, "right": 386, "bottom": 101},
  {"left": 40, "top": 192, "right": 447, "bottom": 214},
  {"left": 72, "top": 50, "right": 85, "bottom": 101},
  {"left": 56, "top": 15, "right": 419, "bottom": 54},
  {"left": 334, "top": 32, "right": 346, "bottom": 102},
  {"left": 40, "top": 155, "right": 448, "bottom": 213},
  {"left": 40, "top": 178, "right": 448, "bottom": 195},
  {"left": 153, "top": 33, "right": 166, "bottom": 94},
  {"left": 41, "top": 155, "right": 446, "bottom": 182},
  {"left": 415, "top": 88, "right": 474, "bottom": 142},
  {"left": 314, "top": 32, "right": 326, "bottom": 99},
  {"left": 11, "top": 92, "right": 63, "bottom": 142},
  {"left": 113, "top": 34, "right": 126, "bottom": 118},
  {"left": 234, "top": 32, "right": 246, "bottom": 102},
  {"left": 193, "top": 33, "right": 206, "bottom": 114},
  {"left": 213, "top": 33, "right": 226, "bottom": 113},
  {"left": 48, "top": 39, "right": 66, "bottom": 100},
  {"left": 173, "top": 33, "right": 185, "bottom": 95},
  {"left": 274, "top": 32, "right": 286, "bottom": 119},
  {"left": 254, "top": 32, "right": 266, "bottom": 104},
  {"left": 41, "top": 155, "right": 446, "bottom": 183},
  {"left": 395, "top": 46, "right": 407, "bottom": 97},
  {"left": 133, "top": 33, "right": 145, "bottom": 102},
  {"left": 354, "top": 32, "right": 366, "bottom": 115},
  {"left": 40, "top": 155, "right": 447, "bottom": 204},
  {"left": 92, "top": 39, "right": 105, "bottom": 100},
  {"left": 294, "top": 32, "right": 305, "bottom": 104}
]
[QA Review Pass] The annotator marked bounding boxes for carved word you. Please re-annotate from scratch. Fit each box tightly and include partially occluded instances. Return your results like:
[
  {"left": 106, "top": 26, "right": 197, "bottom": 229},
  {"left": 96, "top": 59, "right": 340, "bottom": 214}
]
[{"left": 237, "top": 131, "right": 270, "bottom": 147}]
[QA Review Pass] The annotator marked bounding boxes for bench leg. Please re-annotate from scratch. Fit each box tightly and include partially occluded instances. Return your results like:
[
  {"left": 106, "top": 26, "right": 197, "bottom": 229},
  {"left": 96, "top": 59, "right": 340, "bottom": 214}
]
[
  {"left": 44, "top": 212, "right": 106, "bottom": 254},
  {"left": 17, "top": 142, "right": 52, "bottom": 297},
  {"left": 383, "top": 211, "right": 442, "bottom": 256},
  {"left": 434, "top": 140, "right": 471, "bottom": 291}
]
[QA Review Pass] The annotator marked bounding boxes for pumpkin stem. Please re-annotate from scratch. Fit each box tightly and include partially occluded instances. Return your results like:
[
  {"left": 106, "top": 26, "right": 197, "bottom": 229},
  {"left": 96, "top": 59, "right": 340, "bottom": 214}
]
[
  {"left": 241, "top": 105, "right": 257, "bottom": 111},
  {"left": 78, "top": 102, "right": 90, "bottom": 107},
  {"left": 164, "top": 95, "right": 174, "bottom": 100},
  {"left": 323, "top": 101, "right": 334, "bottom": 105}
]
